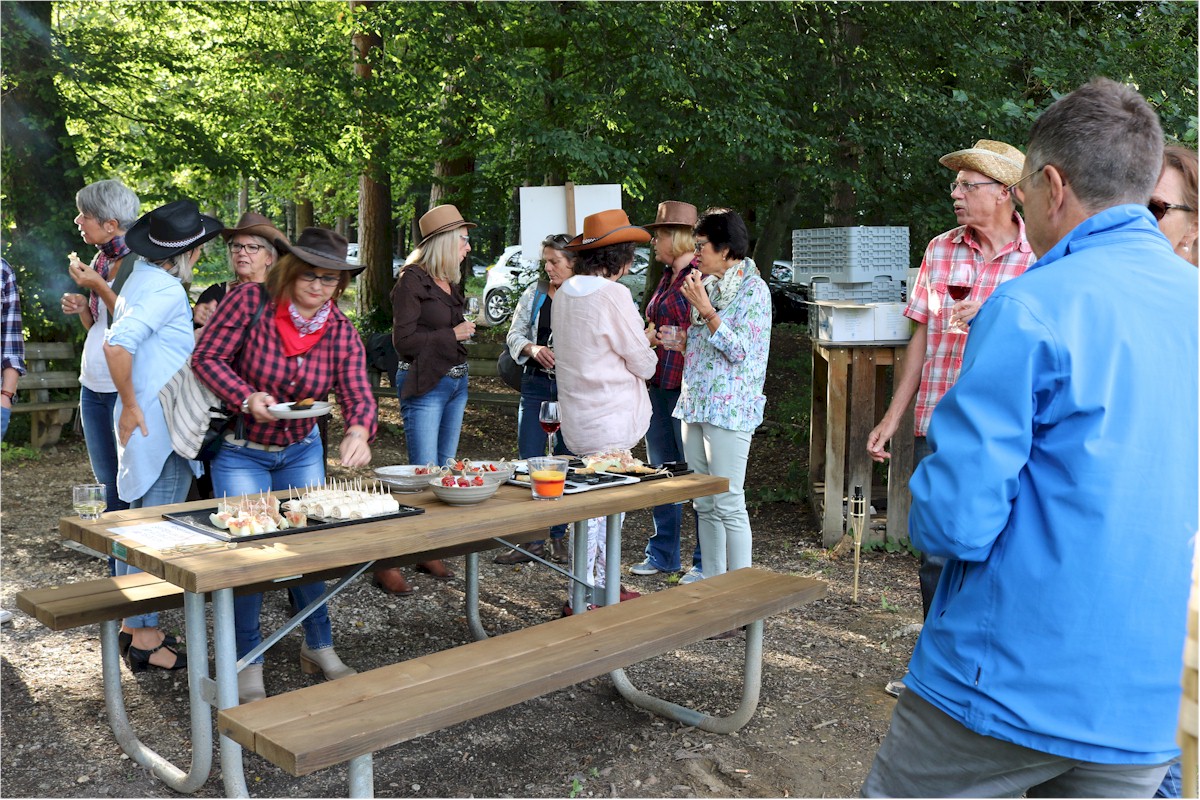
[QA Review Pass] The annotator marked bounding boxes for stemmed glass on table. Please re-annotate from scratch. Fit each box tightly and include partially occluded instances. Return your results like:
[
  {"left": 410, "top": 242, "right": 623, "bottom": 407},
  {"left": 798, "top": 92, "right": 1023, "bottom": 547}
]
[
  {"left": 539, "top": 401, "right": 560, "bottom": 457},
  {"left": 463, "top": 297, "right": 481, "bottom": 344},
  {"left": 945, "top": 262, "right": 974, "bottom": 334}
]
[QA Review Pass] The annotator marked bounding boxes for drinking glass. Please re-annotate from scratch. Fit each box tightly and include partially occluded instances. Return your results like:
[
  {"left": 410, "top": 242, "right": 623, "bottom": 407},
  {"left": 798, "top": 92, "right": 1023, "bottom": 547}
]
[
  {"left": 463, "top": 297, "right": 481, "bottom": 343},
  {"left": 528, "top": 456, "right": 569, "bottom": 500},
  {"left": 659, "top": 324, "right": 684, "bottom": 351},
  {"left": 945, "top": 262, "right": 975, "bottom": 334},
  {"left": 539, "top": 401, "right": 560, "bottom": 456},
  {"left": 72, "top": 484, "right": 106, "bottom": 520}
]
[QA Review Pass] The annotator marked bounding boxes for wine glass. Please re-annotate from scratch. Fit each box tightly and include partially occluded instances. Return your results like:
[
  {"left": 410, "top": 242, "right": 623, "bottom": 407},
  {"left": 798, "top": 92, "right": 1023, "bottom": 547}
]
[
  {"left": 72, "top": 484, "right": 106, "bottom": 520},
  {"left": 539, "top": 401, "right": 560, "bottom": 456},
  {"left": 463, "top": 297, "right": 481, "bottom": 343},
  {"left": 945, "top": 262, "right": 975, "bottom": 334}
]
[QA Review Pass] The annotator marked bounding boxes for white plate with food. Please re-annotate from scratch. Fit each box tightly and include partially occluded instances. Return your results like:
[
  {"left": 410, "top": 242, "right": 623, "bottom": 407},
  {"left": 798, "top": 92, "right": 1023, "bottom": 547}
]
[{"left": 268, "top": 400, "right": 332, "bottom": 419}]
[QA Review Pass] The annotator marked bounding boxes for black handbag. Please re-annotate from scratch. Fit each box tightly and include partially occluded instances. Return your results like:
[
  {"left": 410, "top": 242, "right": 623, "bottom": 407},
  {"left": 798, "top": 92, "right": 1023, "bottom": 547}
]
[{"left": 497, "top": 347, "right": 523, "bottom": 393}]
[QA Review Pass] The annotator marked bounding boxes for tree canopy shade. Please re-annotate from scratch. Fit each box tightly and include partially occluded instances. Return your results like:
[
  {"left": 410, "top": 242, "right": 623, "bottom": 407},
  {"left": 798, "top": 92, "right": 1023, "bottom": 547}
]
[{"left": 2, "top": 0, "right": 1196, "bottom": 338}]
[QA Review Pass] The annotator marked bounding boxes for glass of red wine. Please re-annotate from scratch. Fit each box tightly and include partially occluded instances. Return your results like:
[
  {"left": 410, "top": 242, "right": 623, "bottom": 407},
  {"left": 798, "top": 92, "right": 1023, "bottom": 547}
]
[
  {"left": 946, "top": 262, "right": 974, "bottom": 334},
  {"left": 539, "top": 401, "right": 560, "bottom": 456}
]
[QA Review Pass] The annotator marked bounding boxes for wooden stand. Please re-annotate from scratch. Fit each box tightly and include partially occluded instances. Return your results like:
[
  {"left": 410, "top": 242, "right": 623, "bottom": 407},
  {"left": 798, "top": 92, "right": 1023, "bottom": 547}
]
[{"left": 808, "top": 340, "right": 915, "bottom": 548}]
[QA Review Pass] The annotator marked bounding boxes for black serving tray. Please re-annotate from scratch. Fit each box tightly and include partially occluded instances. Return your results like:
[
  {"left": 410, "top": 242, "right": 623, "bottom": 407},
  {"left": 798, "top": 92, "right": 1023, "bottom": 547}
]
[
  {"left": 163, "top": 503, "right": 425, "bottom": 543},
  {"left": 630, "top": 462, "right": 694, "bottom": 482}
]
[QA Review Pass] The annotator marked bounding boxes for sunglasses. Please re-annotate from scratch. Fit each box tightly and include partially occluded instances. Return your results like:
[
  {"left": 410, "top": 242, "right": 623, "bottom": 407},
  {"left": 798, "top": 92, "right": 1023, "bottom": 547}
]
[{"left": 1148, "top": 199, "right": 1195, "bottom": 221}]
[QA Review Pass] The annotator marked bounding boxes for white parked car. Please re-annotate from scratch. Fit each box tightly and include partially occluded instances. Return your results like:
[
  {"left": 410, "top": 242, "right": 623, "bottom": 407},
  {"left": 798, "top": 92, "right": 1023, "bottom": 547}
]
[
  {"left": 480, "top": 245, "right": 651, "bottom": 326},
  {"left": 345, "top": 243, "right": 405, "bottom": 277}
]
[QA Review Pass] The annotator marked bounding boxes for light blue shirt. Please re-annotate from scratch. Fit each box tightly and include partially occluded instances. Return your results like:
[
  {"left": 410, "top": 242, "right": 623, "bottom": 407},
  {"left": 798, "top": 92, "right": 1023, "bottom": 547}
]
[
  {"left": 907, "top": 206, "right": 1199, "bottom": 764},
  {"left": 105, "top": 259, "right": 201, "bottom": 501}
]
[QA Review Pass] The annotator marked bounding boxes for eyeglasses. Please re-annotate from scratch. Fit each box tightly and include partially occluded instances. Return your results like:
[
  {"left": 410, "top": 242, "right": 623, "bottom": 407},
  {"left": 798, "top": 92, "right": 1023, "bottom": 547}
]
[
  {"left": 298, "top": 271, "right": 340, "bottom": 287},
  {"left": 459, "top": 234, "right": 470, "bottom": 242},
  {"left": 1148, "top": 199, "right": 1196, "bottom": 221},
  {"left": 693, "top": 239, "right": 710, "bottom": 253},
  {"left": 949, "top": 180, "right": 1000, "bottom": 194},
  {"left": 228, "top": 242, "right": 264, "bottom": 254}
]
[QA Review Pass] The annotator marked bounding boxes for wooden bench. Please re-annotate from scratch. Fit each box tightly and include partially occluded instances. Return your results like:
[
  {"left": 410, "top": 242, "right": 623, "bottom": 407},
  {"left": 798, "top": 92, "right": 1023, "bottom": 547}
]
[
  {"left": 13, "top": 341, "right": 79, "bottom": 449},
  {"left": 219, "top": 568, "right": 825, "bottom": 789}
]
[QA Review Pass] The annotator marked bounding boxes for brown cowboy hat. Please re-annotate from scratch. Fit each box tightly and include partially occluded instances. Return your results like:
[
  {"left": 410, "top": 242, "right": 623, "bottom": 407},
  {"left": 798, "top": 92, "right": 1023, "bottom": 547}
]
[
  {"left": 939, "top": 139, "right": 1026, "bottom": 187},
  {"left": 418, "top": 204, "right": 477, "bottom": 244},
  {"left": 643, "top": 200, "right": 698, "bottom": 230},
  {"left": 125, "top": 199, "right": 224, "bottom": 261},
  {"left": 274, "top": 228, "right": 363, "bottom": 275},
  {"left": 220, "top": 211, "right": 285, "bottom": 244},
  {"left": 564, "top": 209, "right": 651, "bottom": 251}
]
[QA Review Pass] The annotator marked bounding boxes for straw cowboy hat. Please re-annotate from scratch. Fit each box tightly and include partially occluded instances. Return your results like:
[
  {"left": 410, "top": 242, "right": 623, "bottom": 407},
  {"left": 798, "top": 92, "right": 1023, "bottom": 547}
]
[
  {"left": 564, "top": 209, "right": 651, "bottom": 251},
  {"left": 418, "top": 204, "right": 476, "bottom": 244},
  {"left": 939, "top": 139, "right": 1026, "bottom": 187},
  {"left": 220, "top": 211, "right": 285, "bottom": 244},
  {"left": 643, "top": 200, "right": 698, "bottom": 230},
  {"left": 126, "top": 199, "right": 224, "bottom": 261},
  {"left": 274, "top": 228, "right": 363, "bottom": 275}
]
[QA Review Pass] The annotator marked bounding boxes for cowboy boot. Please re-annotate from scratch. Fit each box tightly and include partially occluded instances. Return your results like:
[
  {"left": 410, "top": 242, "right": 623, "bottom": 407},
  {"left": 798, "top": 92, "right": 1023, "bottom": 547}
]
[{"left": 299, "top": 644, "right": 357, "bottom": 680}]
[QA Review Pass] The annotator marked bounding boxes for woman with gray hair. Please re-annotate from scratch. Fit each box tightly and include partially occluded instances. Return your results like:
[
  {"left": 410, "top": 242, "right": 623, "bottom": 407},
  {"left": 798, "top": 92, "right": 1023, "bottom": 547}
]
[
  {"left": 62, "top": 179, "right": 141, "bottom": 539},
  {"left": 192, "top": 212, "right": 283, "bottom": 335},
  {"left": 103, "top": 198, "right": 223, "bottom": 672}
]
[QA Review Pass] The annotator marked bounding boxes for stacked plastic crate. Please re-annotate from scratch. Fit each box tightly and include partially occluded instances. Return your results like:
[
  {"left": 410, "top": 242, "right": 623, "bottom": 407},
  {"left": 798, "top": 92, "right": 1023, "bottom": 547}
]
[{"left": 792, "top": 226, "right": 910, "bottom": 340}]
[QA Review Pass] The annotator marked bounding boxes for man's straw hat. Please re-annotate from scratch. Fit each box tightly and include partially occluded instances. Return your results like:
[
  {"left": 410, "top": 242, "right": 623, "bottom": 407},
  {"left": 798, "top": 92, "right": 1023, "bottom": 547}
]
[{"left": 939, "top": 139, "right": 1026, "bottom": 187}]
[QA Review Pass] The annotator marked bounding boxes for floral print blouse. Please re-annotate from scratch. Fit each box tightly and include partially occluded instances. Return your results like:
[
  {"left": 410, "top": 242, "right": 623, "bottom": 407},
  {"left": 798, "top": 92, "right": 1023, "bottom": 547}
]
[{"left": 673, "top": 272, "right": 771, "bottom": 432}]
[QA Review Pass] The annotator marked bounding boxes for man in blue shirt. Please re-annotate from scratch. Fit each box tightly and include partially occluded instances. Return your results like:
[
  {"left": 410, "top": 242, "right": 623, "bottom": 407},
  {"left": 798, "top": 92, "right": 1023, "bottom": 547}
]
[{"left": 863, "top": 78, "right": 1198, "bottom": 797}]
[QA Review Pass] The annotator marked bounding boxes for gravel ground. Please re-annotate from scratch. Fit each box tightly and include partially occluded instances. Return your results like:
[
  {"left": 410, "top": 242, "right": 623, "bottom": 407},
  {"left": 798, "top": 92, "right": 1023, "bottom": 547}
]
[{"left": 0, "top": 326, "right": 923, "bottom": 798}]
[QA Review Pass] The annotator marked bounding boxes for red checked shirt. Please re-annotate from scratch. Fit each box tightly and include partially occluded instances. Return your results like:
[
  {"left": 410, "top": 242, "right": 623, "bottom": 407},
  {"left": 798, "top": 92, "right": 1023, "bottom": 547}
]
[
  {"left": 904, "top": 213, "right": 1034, "bottom": 436},
  {"left": 644, "top": 260, "right": 696, "bottom": 390},
  {"left": 192, "top": 282, "right": 378, "bottom": 447}
]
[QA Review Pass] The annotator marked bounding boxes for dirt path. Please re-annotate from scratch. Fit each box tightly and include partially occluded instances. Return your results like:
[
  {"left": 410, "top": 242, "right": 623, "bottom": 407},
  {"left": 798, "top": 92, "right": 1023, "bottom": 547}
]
[{"left": 0, "top": 327, "right": 922, "bottom": 798}]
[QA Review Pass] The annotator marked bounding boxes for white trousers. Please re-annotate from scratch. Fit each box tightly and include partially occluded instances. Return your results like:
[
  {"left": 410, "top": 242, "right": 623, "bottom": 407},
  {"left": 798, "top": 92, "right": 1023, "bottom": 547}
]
[
  {"left": 573, "top": 513, "right": 623, "bottom": 590},
  {"left": 682, "top": 421, "right": 753, "bottom": 577}
]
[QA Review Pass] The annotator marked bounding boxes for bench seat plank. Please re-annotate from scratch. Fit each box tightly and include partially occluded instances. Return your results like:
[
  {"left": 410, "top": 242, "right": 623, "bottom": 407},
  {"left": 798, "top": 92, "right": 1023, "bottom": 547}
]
[
  {"left": 16, "top": 572, "right": 184, "bottom": 630},
  {"left": 219, "top": 567, "right": 825, "bottom": 776}
]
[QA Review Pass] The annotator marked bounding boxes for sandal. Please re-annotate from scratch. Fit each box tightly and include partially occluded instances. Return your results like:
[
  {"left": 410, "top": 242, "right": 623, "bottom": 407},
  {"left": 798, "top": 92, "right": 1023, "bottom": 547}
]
[
  {"left": 125, "top": 640, "right": 187, "bottom": 673},
  {"left": 119, "top": 630, "right": 177, "bottom": 658}
]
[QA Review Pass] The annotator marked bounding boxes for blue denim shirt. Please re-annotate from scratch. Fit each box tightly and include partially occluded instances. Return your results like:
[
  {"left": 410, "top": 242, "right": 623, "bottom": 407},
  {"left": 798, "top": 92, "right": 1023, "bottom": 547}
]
[
  {"left": 908, "top": 206, "right": 1199, "bottom": 763},
  {"left": 105, "top": 260, "right": 202, "bottom": 501}
]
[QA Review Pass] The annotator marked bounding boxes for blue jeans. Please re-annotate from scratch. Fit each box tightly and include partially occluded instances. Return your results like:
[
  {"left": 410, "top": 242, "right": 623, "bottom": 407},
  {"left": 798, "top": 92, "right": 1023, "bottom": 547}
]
[
  {"left": 210, "top": 427, "right": 333, "bottom": 662},
  {"left": 80, "top": 386, "right": 131, "bottom": 512},
  {"left": 397, "top": 368, "right": 468, "bottom": 466},
  {"left": 643, "top": 386, "right": 701, "bottom": 572},
  {"left": 0, "top": 404, "right": 9, "bottom": 440},
  {"left": 1154, "top": 761, "right": 1181, "bottom": 798},
  {"left": 118, "top": 452, "right": 195, "bottom": 628},
  {"left": 516, "top": 371, "right": 569, "bottom": 544},
  {"left": 913, "top": 436, "right": 943, "bottom": 619}
]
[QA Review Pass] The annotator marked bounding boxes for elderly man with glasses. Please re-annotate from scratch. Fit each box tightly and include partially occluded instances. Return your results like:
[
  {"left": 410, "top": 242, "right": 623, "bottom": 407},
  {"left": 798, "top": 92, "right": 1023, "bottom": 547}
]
[
  {"left": 863, "top": 78, "right": 1197, "bottom": 798},
  {"left": 868, "top": 139, "right": 1035, "bottom": 697}
]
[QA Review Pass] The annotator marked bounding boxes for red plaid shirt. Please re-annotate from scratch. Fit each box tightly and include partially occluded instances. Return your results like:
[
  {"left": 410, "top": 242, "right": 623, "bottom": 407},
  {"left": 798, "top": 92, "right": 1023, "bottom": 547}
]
[
  {"left": 904, "top": 214, "right": 1034, "bottom": 436},
  {"left": 192, "top": 283, "right": 377, "bottom": 447},
  {"left": 645, "top": 261, "right": 696, "bottom": 390}
]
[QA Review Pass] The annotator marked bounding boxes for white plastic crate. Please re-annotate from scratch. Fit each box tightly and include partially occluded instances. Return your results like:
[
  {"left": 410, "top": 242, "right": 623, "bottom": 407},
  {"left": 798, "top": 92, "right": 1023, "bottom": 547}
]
[
  {"left": 792, "top": 226, "right": 909, "bottom": 283},
  {"left": 808, "top": 275, "right": 903, "bottom": 303}
]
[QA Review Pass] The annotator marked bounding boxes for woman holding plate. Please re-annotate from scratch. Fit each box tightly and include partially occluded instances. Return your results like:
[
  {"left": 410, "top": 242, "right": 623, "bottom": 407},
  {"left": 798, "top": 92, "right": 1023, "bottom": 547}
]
[
  {"left": 674, "top": 208, "right": 770, "bottom": 596},
  {"left": 192, "top": 227, "right": 376, "bottom": 703}
]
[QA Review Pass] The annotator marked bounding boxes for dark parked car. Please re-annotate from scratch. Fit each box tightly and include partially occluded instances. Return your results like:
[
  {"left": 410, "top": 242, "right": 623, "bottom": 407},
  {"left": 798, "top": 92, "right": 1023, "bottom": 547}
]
[{"left": 768, "top": 260, "right": 808, "bottom": 325}]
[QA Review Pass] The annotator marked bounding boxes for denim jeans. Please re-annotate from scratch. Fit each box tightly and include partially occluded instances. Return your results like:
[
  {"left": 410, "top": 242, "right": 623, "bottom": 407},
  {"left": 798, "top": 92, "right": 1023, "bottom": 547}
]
[
  {"left": 912, "top": 436, "right": 943, "bottom": 619},
  {"left": 118, "top": 452, "right": 196, "bottom": 628},
  {"left": 517, "top": 371, "right": 569, "bottom": 544},
  {"left": 643, "top": 386, "right": 701, "bottom": 572},
  {"left": 682, "top": 421, "right": 753, "bottom": 577},
  {"left": 79, "top": 387, "right": 131, "bottom": 516},
  {"left": 0, "top": 405, "right": 9, "bottom": 441},
  {"left": 210, "top": 426, "right": 333, "bottom": 662},
  {"left": 397, "top": 368, "right": 468, "bottom": 466}
]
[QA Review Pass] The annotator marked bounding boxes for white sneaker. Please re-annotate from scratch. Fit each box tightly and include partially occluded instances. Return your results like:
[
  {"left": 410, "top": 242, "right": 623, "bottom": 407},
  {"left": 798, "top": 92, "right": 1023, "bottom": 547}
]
[
  {"left": 679, "top": 567, "right": 705, "bottom": 585},
  {"left": 629, "top": 560, "right": 662, "bottom": 576},
  {"left": 0, "top": 609, "right": 12, "bottom": 625},
  {"left": 884, "top": 679, "right": 906, "bottom": 698}
]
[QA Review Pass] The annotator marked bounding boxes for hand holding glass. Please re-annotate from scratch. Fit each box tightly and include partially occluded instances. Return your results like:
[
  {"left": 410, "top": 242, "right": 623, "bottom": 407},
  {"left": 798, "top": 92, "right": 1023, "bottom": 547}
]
[
  {"left": 946, "top": 262, "right": 974, "bottom": 334},
  {"left": 528, "top": 456, "right": 569, "bottom": 500},
  {"left": 659, "top": 324, "right": 684, "bottom": 351},
  {"left": 463, "top": 297, "right": 481, "bottom": 343},
  {"left": 72, "top": 484, "right": 106, "bottom": 520},
  {"left": 539, "top": 401, "right": 560, "bottom": 456}
]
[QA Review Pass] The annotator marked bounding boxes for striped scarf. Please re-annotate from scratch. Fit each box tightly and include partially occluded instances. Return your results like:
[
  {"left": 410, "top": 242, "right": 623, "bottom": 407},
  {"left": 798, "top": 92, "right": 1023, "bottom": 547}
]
[{"left": 88, "top": 235, "right": 130, "bottom": 321}]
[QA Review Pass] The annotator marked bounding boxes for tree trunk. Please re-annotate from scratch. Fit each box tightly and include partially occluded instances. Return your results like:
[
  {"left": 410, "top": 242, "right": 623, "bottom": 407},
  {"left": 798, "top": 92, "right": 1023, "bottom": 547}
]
[
  {"left": 752, "top": 173, "right": 801, "bottom": 272},
  {"left": 0, "top": 1, "right": 84, "bottom": 339},
  {"left": 828, "top": 14, "right": 863, "bottom": 226},
  {"left": 351, "top": 0, "right": 393, "bottom": 326},
  {"left": 296, "top": 198, "right": 314, "bottom": 232}
]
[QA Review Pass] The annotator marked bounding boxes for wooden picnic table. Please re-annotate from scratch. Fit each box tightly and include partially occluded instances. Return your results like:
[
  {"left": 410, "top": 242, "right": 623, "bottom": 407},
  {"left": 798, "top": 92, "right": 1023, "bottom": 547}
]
[{"left": 57, "top": 473, "right": 767, "bottom": 797}]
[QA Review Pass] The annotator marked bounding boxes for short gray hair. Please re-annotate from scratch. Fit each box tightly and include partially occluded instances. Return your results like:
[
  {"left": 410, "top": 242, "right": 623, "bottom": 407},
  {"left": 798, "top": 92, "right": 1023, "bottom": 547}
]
[
  {"left": 1026, "top": 78, "right": 1164, "bottom": 213},
  {"left": 75, "top": 179, "right": 141, "bottom": 231}
]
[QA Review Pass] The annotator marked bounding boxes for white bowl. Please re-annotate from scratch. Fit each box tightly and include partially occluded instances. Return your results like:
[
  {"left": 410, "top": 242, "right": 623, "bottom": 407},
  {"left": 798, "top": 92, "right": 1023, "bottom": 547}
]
[
  {"left": 374, "top": 465, "right": 445, "bottom": 493},
  {"left": 427, "top": 476, "right": 501, "bottom": 506},
  {"left": 464, "top": 460, "right": 516, "bottom": 482}
]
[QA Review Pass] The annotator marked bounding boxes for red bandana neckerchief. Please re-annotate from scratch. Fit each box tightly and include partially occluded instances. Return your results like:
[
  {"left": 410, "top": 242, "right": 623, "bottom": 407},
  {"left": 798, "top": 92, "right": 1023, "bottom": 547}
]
[{"left": 274, "top": 299, "right": 331, "bottom": 357}]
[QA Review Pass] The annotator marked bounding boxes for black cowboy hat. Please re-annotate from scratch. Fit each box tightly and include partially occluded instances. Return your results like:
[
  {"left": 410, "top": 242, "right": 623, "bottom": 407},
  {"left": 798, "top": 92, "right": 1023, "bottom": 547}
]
[{"left": 125, "top": 199, "right": 224, "bottom": 261}]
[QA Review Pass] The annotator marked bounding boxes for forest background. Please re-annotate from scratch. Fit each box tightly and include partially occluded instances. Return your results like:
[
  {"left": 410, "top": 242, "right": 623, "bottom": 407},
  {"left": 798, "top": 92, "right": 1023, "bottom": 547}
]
[{"left": 2, "top": 0, "right": 1197, "bottom": 341}]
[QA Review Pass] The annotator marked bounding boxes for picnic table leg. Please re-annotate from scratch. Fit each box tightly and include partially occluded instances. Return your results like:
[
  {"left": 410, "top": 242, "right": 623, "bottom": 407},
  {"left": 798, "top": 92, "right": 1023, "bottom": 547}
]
[
  {"left": 571, "top": 519, "right": 589, "bottom": 613},
  {"left": 347, "top": 754, "right": 374, "bottom": 798},
  {"left": 213, "top": 588, "right": 251, "bottom": 798},
  {"left": 101, "top": 592, "right": 214, "bottom": 792},
  {"left": 465, "top": 552, "right": 487, "bottom": 640}
]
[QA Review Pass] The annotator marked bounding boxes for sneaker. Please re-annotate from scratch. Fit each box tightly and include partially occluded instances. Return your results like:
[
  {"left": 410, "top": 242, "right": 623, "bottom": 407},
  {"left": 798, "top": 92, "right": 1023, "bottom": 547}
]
[
  {"left": 884, "top": 679, "right": 906, "bottom": 698},
  {"left": 494, "top": 542, "right": 544, "bottom": 565},
  {"left": 679, "top": 567, "right": 705, "bottom": 585},
  {"left": 629, "top": 559, "right": 663, "bottom": 576},
  {"left": 0, "top": 609, "right": 12, "bottom": 625}
]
